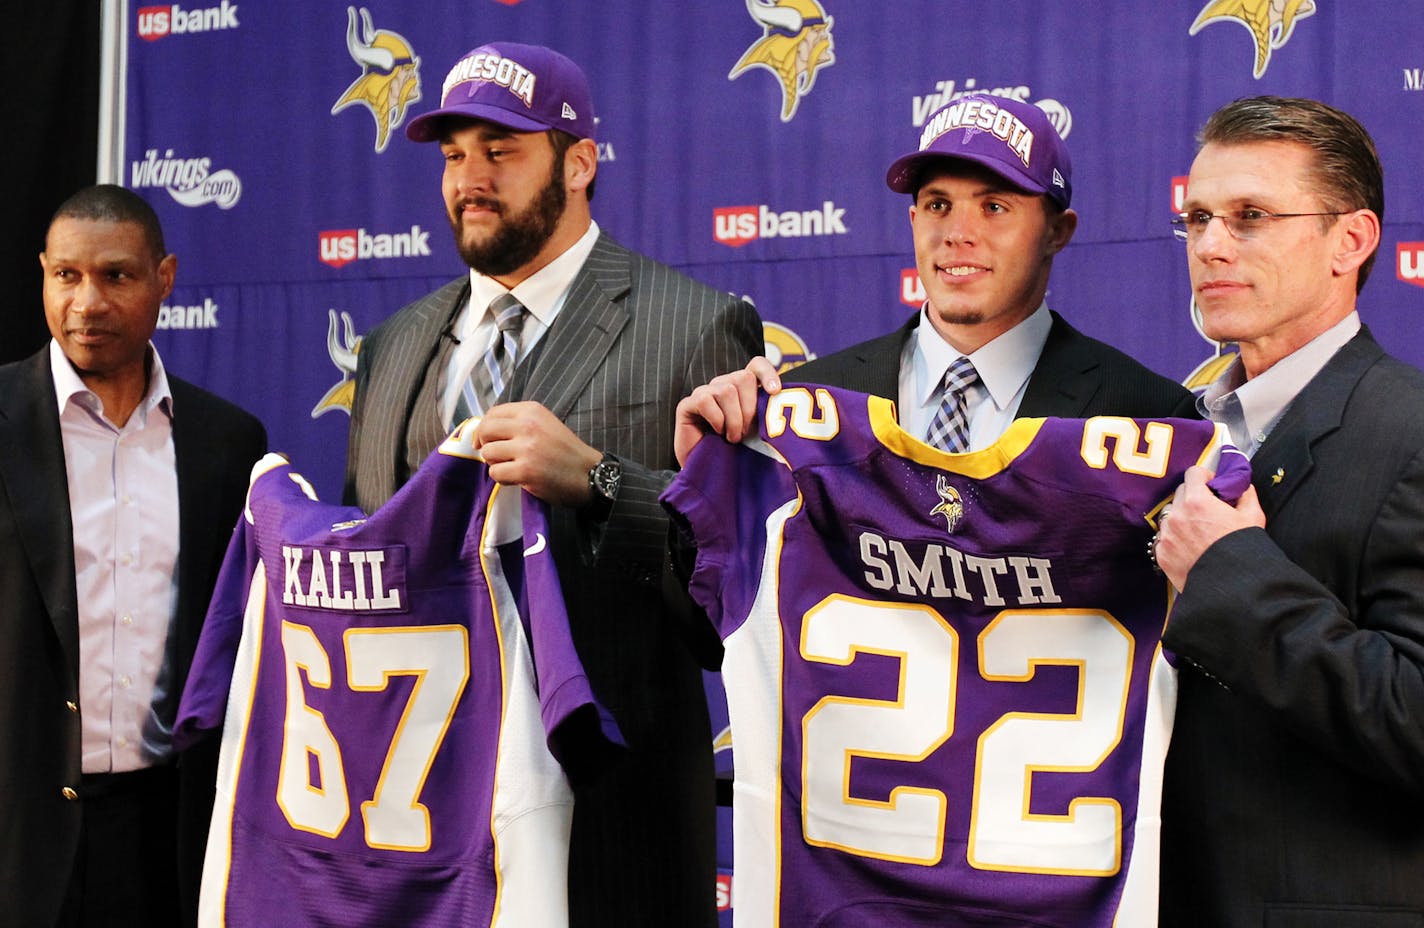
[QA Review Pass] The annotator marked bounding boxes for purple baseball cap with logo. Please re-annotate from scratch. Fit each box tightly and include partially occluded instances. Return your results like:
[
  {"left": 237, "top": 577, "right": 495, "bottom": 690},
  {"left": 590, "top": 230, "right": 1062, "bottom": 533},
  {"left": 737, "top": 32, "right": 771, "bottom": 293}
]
[
  {"left": 886, "top": 94, "right": 1072, "bottom": 208},
  {"left": 406, "top": 42, "right": 596, "bottom": 142}
]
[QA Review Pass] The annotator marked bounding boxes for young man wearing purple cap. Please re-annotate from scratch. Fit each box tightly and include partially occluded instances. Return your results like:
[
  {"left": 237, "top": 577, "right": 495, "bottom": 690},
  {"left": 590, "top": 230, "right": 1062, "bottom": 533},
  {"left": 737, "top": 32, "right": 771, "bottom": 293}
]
[
  {"left": 344, "top": 41, "right": 762, "bottom": 928},
  {"left": 675, "top": 93, "right": 1192, "bottom": 461}
]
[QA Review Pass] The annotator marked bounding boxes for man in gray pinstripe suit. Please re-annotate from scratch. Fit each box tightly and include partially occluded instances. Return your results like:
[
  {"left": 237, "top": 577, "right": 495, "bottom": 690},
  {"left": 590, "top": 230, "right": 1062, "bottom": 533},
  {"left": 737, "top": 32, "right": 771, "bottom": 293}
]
[{"left": 344, "top": 43, "right": 761, "bottom": 926}]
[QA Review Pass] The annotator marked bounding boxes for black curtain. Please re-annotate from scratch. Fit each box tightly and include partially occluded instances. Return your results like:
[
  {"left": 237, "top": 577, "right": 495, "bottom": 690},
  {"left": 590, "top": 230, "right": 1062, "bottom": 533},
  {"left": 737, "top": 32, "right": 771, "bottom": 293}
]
[{"left": 2, "top": 0, "right": 100, "bottom": 364}]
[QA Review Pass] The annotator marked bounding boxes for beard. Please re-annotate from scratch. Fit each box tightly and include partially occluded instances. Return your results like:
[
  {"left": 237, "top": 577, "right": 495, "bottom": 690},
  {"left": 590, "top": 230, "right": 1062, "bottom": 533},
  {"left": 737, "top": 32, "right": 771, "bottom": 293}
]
[{"left": 450, "top": 160, "right": 567, "bottom": 278}]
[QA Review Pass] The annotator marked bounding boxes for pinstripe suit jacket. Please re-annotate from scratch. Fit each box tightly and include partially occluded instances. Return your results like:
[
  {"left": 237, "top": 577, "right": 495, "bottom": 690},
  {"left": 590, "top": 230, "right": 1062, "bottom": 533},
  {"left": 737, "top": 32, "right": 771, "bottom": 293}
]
[
  {"left": 344, "top": 232, "right": 762, "bottom": 926},
  {"left": 1160, "top": 329, "right": 1424, "bottom": 928}
]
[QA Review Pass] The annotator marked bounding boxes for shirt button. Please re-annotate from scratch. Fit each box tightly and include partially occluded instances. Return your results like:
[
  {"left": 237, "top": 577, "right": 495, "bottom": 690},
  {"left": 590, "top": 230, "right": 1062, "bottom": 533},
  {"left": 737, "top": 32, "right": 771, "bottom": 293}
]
[
  {"left": 121, "top": 614, "right": 133, "bottom": 627},
  {"left": 117, "top": 736, "right": 129, "bottom": 748},
  {"left": 119, "top": 675, "right": 132, "bottom": 689},
  {"left": 121, "top": 553, "right": 134, "bottom": 566},
  {"left": 62, "top": 787, "right": 79, "bottom": 801},
  {"left": 66, "top": 700, "right": 78, "bottom": 712}
]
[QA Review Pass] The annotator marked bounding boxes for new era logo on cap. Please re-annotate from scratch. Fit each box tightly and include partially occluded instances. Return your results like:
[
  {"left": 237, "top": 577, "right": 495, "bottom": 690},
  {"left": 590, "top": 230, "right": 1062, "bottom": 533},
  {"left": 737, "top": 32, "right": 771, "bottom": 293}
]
[{"left": 406, "top": 41, "right": 596, "bottom": 142}]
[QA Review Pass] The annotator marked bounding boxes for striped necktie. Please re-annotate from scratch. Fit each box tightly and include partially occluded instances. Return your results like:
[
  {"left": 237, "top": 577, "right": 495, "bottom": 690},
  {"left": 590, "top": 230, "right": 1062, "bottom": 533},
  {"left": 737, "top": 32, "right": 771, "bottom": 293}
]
[
  {"left": 925, "top": 356, "right": 979, "bottom": 452},
  {"left": 460, "top": 293, "right": 527, "bottom": 419}
]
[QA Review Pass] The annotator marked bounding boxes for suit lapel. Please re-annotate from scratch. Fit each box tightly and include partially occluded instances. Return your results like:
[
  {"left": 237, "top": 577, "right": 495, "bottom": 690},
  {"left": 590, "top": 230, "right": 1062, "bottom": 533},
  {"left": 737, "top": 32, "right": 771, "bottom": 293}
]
[
  {"left": 516, "top": 234, "right": 630, "bottom": 419},
  {"left": 371, "top": 278, "right": 468, "bottom": 484},
  {"left": 857, "top": 316, "right": 916, "bottom": 401},
  {"left": 0, "top": 350, "right": 80, "bottom": 680},
  {"left": 168, "top": 378, "right": 223, "bottom": 688},
  {"left": 1019, "top": 312, "right": 1104, "bottom": 418},
  {"left": 1249, "top": 329, "right": 1381, "bottom": 518}
]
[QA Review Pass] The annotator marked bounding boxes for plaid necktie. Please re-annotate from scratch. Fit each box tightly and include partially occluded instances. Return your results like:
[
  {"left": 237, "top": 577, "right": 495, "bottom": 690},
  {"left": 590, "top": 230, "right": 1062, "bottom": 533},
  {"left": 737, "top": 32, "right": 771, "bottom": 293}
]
[
  {"left": 460, "top": 293, "right": 527, "bottom": 419},
  {"left": 925, "top": 356, "right": 979, "bottom": 452}
]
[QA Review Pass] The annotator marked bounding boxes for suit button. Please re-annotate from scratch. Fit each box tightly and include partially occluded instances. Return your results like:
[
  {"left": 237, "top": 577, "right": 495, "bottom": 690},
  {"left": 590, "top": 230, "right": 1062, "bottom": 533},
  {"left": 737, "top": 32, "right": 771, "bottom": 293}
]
[
  {"left": 66, "top": 700, "right": 78, "bottom": 712},
  {"left": 62, "top": 787, "right": 78, "bottom": 801}
]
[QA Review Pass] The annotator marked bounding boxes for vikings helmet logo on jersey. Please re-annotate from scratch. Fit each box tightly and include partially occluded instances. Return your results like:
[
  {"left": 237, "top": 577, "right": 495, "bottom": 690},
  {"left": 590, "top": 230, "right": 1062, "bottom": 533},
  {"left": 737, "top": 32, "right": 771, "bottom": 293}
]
[
  {"left": 331, "top": 7, "right": 422, "bottom": 153},
  {"left": 930, "top": 475, "right": 965, "bottom": 533},
  {"left": 729, "top": 0, "right": 836, "bottom": 122},
  {"left": 1189, "top": 0, "right": 1316, "bottom": 79}
]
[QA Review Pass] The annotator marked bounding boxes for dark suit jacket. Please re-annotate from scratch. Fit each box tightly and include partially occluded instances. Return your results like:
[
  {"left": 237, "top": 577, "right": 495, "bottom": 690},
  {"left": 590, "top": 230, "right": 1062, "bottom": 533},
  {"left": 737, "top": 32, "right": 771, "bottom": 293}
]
[
  {"left": 0, "top": 347, "right": 266, "bottom": 928},
  {"left": 345, "top": 233, "right": 762, "bottom": 927},
  {"left": 1160, "top": 329, "right": 1424, "bottom": 928},
  {"left": 787, "top": 310, "right": 1197, "bottom": 420}
]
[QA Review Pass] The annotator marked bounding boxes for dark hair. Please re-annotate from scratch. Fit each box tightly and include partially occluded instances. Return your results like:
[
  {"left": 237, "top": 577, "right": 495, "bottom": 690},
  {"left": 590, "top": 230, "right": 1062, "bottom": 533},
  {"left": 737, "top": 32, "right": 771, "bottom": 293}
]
[
  {"left": 1199, "top": 96, "right": 1383, "bottom": 291},
  {"left": 50, "top": 184, "right": 168, "bottom": 262},
  {"left": 548, "top": 129, "right": 595, "bottom": 202}
]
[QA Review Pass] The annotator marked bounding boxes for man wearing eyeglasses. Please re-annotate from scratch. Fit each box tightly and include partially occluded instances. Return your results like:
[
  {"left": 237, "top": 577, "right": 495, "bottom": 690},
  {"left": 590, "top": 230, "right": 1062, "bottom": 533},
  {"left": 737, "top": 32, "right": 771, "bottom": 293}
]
[{"left": 1154, "top": 96, "right": 1424, "bottom": 926}]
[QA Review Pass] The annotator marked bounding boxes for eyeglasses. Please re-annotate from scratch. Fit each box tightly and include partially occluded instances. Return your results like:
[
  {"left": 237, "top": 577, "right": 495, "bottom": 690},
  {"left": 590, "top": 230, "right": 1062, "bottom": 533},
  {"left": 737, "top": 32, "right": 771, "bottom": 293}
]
[{"left": 1170, "top": 208, "right": 1348, "bottom": 243}]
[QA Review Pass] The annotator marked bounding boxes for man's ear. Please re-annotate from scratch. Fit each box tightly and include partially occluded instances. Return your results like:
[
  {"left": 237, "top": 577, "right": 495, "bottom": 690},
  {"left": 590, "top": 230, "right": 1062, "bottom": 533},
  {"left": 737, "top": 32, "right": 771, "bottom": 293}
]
[
  {"left": 1045, "top": 207, "right": 1077, "bottom": 256},
  {"left": 1331, "top": 208, "right": 1381, "bottom": 280}
]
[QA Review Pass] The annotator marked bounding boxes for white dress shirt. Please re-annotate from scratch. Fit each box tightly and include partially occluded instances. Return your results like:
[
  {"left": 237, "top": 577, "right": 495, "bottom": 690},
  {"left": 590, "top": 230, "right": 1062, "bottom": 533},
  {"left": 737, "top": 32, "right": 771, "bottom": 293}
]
[
  {"left": 441, "top": 220, "right": 602, "bottom": 427},
  {"left": 899, "top": 302, "right": 1052, "bottom": 451},
  {"left": 51, "top": 340, "right": 181, "bottom": 774}
]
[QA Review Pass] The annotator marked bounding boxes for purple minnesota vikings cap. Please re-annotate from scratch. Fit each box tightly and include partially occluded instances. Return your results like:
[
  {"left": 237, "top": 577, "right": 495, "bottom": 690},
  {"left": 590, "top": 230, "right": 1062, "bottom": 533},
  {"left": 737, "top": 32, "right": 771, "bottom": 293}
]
[
  {"left": 406, "top": 42, "right": 596, "bottom": 142},
  {"left": 886, "top": 94, "right": 1072, "bottom": 208}
]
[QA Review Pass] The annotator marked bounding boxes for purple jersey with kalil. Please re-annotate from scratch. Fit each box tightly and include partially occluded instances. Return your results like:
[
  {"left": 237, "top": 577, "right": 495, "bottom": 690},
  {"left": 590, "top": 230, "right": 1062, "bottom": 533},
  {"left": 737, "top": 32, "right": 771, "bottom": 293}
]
[
  {"left": 662, "top": 385, "right": 1250, "bottom": 928},
  {"left": 175, "top": 423, "right": 618, "bottom": 928}
]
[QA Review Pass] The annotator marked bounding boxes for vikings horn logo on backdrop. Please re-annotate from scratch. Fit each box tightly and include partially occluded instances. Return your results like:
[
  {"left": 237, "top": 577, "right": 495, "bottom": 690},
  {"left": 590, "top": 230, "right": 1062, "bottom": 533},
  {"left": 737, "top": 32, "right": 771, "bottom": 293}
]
[
  {"left": 1189, "top": 0, "right": 1316, "bottom": 79},
  {"left": 312, "top": 310, "right": 363, "bottom": 418},
  {"left": 331, "top": 7, "right": 422, "bottom": 153},
  {"left": 729, "top": 0, "right": 836, "bottom": 122}
]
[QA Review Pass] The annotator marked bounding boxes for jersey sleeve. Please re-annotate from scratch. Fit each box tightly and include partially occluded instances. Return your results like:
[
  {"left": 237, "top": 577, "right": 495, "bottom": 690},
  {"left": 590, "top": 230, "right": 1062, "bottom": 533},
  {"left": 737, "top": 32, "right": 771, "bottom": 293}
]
[
  {"left": 518, "top": 489, "right": 625, "bottom": 761},
  {"left": 661, "top": 424, "right": 799, "bottom": 641}
]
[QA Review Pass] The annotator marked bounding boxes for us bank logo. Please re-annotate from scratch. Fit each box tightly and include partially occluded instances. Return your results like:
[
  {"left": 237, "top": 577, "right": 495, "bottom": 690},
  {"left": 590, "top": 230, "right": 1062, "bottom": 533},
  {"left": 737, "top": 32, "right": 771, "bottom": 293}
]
[
  {"left": 318, "top": 225, "right": 431, "bottom": 268},
  {"left": 331, "top": 7, "right": 422, "bottom": 154},
  {"left": 136, "top": 1, "right": 239, "bottom": 40},
  {"left": 714, "top": 200, "right": 847, "bottom": 247},
  {"left": 1399, "top": 243, "right": 1424, "bottom": 289},
  {"left": 1189, "top": 0, "right": 1316, "bottom": 79},
  {"left": 728, "top": 0, "right": 836, "bottom": 122}
]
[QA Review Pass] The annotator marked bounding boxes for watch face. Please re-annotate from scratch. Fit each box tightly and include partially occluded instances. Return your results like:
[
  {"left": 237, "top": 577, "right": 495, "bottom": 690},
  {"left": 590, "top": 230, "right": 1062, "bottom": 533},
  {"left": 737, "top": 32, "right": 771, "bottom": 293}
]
[{"left": 592, "top": 457, "right": 620, "bottom": 499}]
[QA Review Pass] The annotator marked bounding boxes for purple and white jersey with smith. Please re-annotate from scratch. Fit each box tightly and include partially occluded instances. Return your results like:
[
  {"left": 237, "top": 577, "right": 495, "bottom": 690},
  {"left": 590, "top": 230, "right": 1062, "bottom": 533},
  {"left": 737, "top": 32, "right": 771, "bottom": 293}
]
[
  {"left": 663, "top": 385, "right": 1249, "bottom": 928},
  {"left": 176, "top": 422, "right": 617, "bottom": 927}
]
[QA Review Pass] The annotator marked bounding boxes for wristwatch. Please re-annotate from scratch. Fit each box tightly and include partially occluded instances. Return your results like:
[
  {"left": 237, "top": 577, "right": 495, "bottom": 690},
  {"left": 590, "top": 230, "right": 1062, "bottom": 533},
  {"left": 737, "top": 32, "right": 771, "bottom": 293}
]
[{"left": 585, "top": 451, "right": 621, "bottom": 521}]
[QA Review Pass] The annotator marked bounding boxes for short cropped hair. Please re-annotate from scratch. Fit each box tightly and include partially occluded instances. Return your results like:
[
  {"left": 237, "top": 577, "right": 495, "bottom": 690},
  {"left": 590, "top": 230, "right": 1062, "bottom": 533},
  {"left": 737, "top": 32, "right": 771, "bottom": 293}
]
[{"left": 50, "top": 184, "right": 167, "bottom": 262}]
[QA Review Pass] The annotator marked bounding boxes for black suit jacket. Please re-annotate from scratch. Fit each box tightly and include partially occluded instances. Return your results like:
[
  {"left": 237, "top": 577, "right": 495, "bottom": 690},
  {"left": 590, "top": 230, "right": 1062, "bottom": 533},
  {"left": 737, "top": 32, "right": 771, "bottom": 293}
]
[
  {"left": 787, "top": 310, "right": 1196, "bottom": 420},
  {"left": 345, "top": 233, "right": 762, "bottom": 927},
  {"left": 0, "top": 347, "right": 266, "bottom": 928},
  {"left": 1160, "top": 329, "right": 1424, "bottom": 928}
]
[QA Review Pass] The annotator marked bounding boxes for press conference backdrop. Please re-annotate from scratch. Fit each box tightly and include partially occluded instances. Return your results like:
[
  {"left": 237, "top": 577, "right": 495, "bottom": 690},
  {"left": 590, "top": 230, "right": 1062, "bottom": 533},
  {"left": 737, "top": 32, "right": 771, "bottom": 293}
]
[
  {"left": 105, "top": 1, "right": 1424, "bottom": 919},
  {"left": 105, "top": 0, "right": 1424, "bottom": 501},
  {"left": 103, "top": 0, "right": 1424, "bottom": 500}
]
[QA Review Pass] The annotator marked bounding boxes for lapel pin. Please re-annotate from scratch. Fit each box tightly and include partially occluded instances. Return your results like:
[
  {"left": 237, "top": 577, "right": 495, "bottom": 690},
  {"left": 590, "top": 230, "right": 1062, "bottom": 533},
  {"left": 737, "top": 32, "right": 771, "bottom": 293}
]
[{"left": 1271, "top": 467, "right": 1285, "bottom": 485}]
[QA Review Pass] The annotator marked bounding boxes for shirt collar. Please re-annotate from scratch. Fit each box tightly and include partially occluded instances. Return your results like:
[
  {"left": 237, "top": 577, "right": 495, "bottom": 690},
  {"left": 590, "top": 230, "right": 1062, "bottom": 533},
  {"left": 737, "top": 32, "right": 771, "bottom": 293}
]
[
  {"left": 1200, "top": 311, "right": 1360, "bottom": 449},
  {"left": 49, "top": 339, "right": 174, "bottom": 427},
  {"left": 914, "top": 302, "right": 1051, "bottom": 410},
  {"left": 465, "top": 220, "right": 601, "bottom": 330}
]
